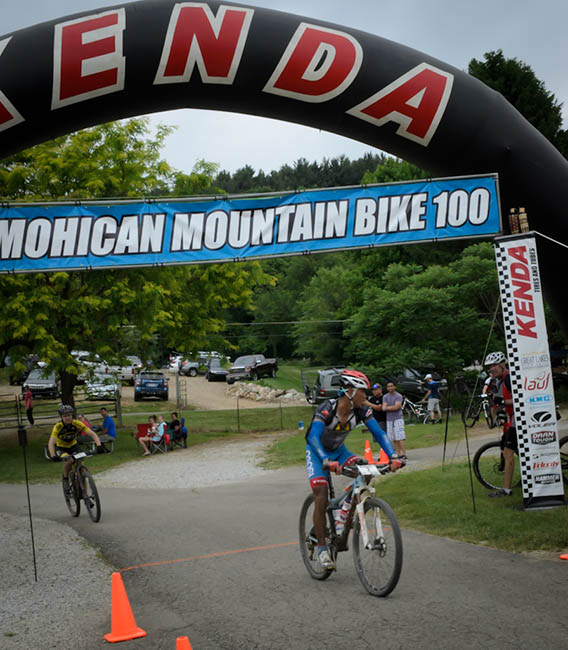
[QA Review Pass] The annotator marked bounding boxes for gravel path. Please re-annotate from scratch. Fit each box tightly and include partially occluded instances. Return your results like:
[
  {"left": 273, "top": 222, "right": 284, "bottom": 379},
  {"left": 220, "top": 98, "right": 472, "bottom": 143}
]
[
  {"left": 97, "top": 433, "right": 284, "bottom": 489},
  {"left": 0, "top": 512, "right": 111, "bottom": 649}
]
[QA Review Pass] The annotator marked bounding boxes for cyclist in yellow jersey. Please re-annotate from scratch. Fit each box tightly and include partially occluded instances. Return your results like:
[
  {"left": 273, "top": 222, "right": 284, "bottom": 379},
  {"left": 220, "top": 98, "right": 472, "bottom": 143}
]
[{"left": 49, "top": 404, "right": 105, "bottom": 494}]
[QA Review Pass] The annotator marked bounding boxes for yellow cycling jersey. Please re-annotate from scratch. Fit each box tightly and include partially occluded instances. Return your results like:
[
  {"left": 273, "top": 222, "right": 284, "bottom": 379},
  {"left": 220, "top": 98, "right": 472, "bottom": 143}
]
[{"left": 51, "top": 419, "right": 88, "bottom": 447}]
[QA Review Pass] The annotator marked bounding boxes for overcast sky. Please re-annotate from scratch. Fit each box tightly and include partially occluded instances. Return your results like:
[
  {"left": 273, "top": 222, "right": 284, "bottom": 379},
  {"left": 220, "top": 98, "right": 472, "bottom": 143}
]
[{"left": 1, "top": 0, "right": 567, "bottom": 174}]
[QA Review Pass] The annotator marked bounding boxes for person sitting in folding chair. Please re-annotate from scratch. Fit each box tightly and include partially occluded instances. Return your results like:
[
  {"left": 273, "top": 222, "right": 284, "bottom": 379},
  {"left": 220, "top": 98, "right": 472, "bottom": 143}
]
[
  {"left": 137, "top": 416, "right": 167, "bottom": 456},
  {"left": 168, "top": 411, "right": 187, "bottom": 449}
]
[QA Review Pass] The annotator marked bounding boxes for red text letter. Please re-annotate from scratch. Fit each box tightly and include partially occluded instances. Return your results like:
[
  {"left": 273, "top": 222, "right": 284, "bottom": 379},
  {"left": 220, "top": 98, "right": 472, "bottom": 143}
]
[
  {"left": 263, "top": 23, "right": 362, "bottom": 103},
  {"left": 52, "top": 10, "right": 125, "bottom": 109},
  {"left": 154, "top": 3, "right": 254, "bottom": 85},
  {"left": 0, "top": 38, "right": 24, "bottom": 132},
  {"left": 347, "top": 63, "right": 453, "bottom": 146}
]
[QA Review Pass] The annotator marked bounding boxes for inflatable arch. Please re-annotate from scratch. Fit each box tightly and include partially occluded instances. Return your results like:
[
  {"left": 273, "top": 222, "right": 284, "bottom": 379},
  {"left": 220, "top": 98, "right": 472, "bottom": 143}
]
[{"left": 0, "top": 1, "right": 567, "bottom": 330}]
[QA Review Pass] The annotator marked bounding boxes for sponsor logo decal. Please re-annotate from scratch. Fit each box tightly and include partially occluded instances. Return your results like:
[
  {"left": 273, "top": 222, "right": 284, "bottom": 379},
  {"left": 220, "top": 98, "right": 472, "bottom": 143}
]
[
  {"left": 534, "top": 473, "right": 561, "bottom": 485},
  {"left": 507, "top": 245, "right": 536, "bottom": 339},
  {"left": 532, "top": 460, "right": 559, "bottom": 470},
  {"left": 531, "top": 430, "right": 556, "bottom": 445},
  {"left": 527, "top": 394, "right": 552, "bottom": 404},
  {"left": 520, "top": 353, "right": 550, "bottom": 370},
  {"left": 523, "top": 371, "right": 550, "bottom": 392},
  {"left": 530, "top": 410, "right": 554, "bottom": 424}
]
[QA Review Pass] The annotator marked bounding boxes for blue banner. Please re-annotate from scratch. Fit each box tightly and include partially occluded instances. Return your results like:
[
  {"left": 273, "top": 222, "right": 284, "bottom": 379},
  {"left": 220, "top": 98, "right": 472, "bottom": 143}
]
[{"left": 0, "top": 175, "right": 500, "bottom": 273}]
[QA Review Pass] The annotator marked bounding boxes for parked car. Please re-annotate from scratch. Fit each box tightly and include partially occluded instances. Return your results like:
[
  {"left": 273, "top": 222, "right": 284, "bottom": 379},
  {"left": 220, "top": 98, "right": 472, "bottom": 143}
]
[
  {"left": 180, "top": 351, "right": 225, "bottom": 377},
  {"left": 134, "top": 370, "right": 169, "bottom": 401},
  {"left": 305, "top": 367, "right": 346, "bottom": 404},
  {"left": 226, "top": 354, "right": 278, "bottom": 384},
  {"left": 22, "top": 369, "right": 60, "bottom": 399},
  {"left": 112, "top": 355, "right": 143, "bottom": 384},
  {"left": 85, "top": 373, "right": 122, "bottom": 400},
  {"left": 72, "top": 350, "right": 110, "bottom": 384},
  {"left": 9, "top": 354, "right": 40, "bottom": 385},
  {"left": 386, "top": 367, "right": 447, "bottom": 399},
  {"left": 205, "top": 358, "right": 229, "bottom": 382}
]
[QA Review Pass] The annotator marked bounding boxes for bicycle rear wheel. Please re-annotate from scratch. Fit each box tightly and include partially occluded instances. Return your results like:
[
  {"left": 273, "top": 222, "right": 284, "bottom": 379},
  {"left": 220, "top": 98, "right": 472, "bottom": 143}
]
[
  {"left": 473, "top": 441, "right": 522, "bottom": 491},
  {"left": 63, "top": 474, "right": 80, "bottom": 517},
  {"left": 79, "top": 467, "right": 101, "bottom": 522},
  {"left": 298, "top": 494, "right": 334, "bottom": 581},
  {"left": 352, "top": 497, "right": 402, "bottom": 597}
]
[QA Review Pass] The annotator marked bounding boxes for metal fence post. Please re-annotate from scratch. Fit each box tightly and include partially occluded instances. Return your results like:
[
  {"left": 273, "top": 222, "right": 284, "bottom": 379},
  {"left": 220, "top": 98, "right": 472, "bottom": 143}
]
[
  {"left": 237, "top": 397, "right": 240, "bottom": 433},
  {"left": 116, "top": 389, "right": 123, "bottom": 427},
  {"left": 279, "top": 401, "right": 283, "bottom": 430}
]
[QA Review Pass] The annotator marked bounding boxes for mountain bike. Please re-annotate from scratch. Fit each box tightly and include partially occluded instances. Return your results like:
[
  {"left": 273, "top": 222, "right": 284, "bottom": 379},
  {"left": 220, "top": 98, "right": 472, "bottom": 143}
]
[
  {"left": 402, "top": 397, "right": 430, "bottom": 424},
  {"left": 473, "top": 434, "right": 568, "bottom": 492},
  {"left": 299, "top": 461, "right": 403, "bottom": 597},
  {"left": 461, "top": 394, "right": 495, "bottom": 429},
  {"left": 60, "top": 451, "right": 102, "bottom": 522}
]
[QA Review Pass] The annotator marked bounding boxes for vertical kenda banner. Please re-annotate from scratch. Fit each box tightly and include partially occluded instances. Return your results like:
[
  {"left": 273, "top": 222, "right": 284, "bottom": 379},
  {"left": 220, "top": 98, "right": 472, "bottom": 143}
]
[{"left": 495, "top": 234, "right": 565, "bottom": 509}]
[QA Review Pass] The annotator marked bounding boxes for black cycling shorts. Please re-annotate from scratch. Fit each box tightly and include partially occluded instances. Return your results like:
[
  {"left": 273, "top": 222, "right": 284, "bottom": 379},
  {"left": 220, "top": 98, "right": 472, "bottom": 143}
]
[
  {"left": 55, "top": 444, "right": 79, "bottom": 458},
  {"left": 501, "top": 427, "right": 517, "bottom": 452}
]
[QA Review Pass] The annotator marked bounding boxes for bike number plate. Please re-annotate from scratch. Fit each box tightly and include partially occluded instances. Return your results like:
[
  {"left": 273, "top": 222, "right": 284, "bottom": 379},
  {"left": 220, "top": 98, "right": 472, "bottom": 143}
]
[
  {"left": 73, "top": 452, "right": 87, "bottom": 459},
  {"left": 358, "top": 465, "right": 380, "bottom": 476}
]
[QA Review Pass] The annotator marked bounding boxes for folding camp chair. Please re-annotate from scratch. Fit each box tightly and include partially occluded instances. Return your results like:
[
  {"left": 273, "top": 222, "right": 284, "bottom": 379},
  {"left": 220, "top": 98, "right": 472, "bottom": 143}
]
[{"left": 133, "top": 423, "right": 168, "bottom": 454}]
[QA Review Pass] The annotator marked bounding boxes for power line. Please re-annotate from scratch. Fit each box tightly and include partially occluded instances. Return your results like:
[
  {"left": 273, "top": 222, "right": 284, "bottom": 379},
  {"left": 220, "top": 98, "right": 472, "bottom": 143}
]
[{"left": 224, "top": 319, "right": 351, "bottom": 326}]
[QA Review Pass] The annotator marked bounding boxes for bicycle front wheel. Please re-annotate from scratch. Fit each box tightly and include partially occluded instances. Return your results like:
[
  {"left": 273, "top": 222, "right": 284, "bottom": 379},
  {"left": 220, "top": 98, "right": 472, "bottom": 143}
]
[
  {"left": 352, "top": 497, "right": 402, "bottom": 597},
  {"left": 80, "top": 467, "right": 101, "bottom": 522},
  {"left": 559, "top": 435, "right": 568, "bottom": 490},
  {"left": 63, "top": 474, "right": 80, "bottom": 517},
  {"left": 473, "top": 441, "right": 521, "bottom": 491},
  {"left": 461, "top": 403, "right": 479, "bottom": 428},
  {"left": 298, "top": 494, "right": 334, "bottom": 581}
]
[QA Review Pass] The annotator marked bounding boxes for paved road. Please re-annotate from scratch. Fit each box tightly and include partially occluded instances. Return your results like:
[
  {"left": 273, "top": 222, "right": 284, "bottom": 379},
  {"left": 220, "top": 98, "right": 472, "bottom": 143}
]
[{"left": 2, "top": 431, "right": 567, "bottom": 650}]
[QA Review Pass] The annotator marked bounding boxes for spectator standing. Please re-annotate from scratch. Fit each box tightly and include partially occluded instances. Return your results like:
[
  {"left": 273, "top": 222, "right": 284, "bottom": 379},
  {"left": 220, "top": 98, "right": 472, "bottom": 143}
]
[
  {"left": 24, "top": 386, "right": 34, "bottom": 425},
  {"left": 364, "top": 383, "right": 387, "bottom": 432},
  {"left": 420, "top": 374, "right": 442, "bottom": 424},
  {"left": 383, "top": 381, "right": 407, "bottom": 460},
  {"left": 100, "top": 407, "right": 117, "bottom": 439}
]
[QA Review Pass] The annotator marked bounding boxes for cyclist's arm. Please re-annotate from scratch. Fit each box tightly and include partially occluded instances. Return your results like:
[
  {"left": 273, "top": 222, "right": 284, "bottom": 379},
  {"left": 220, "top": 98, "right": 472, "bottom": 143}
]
[
  {"left": 366, "top": 418, "right": 396, "bottom": 458},
  {"left": 306, "top": 419, "right": 329, "bottom": 462},
  {"left": 48, "top": 435, "right": 57, "bottom": 458},
  {"left": 85, "top": 428, "right": 101, "bottom": 446},
  {"left": 502, "top": 373, "right": 513, "bottom": 407}
]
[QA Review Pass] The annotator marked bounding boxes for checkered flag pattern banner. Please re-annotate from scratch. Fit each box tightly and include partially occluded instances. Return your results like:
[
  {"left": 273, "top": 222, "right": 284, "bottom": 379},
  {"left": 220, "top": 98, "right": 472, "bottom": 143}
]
[
  {"left": 494, "top": 236, "right": 564, "bottom": 507},
  {"left": 495, "top": 244, "right": 532, "bottom": 498}
]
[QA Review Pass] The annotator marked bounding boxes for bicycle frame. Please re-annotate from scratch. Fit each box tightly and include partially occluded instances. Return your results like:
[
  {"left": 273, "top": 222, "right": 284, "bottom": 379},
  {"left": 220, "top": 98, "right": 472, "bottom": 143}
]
[{"left": 328, "top": 464, "right": 389, "bottom": 550}]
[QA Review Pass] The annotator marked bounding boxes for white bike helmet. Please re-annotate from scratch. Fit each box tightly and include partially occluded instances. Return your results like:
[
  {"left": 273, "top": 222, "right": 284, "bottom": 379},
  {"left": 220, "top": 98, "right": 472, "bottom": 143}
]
[
  {"left": 484, "top": 351, "right": 506, "bottom": 365},
  {"left": 339, "top": 369, "right": 370, "bottom": 390}
]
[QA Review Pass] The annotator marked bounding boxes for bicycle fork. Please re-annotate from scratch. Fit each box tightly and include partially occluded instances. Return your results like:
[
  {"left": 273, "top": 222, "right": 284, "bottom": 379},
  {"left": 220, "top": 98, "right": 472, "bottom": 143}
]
[{"left": 354, "top": 485, "right": 381, "bottom": 550}]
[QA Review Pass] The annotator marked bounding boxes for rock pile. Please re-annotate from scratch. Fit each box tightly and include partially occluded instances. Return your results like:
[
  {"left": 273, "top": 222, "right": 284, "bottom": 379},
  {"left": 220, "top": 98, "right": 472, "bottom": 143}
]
[{"left": 225, "top": 382, "right": 306, "bottom": 403}]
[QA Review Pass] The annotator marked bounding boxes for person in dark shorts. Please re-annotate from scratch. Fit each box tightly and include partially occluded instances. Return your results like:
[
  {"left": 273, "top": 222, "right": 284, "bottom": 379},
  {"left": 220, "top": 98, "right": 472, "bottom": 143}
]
[
  {"left": 484, "top": 352, "right": 516, "bottom": 498},
  {"left": 48, "top": 404, "right": 105, "bottom": 495}
]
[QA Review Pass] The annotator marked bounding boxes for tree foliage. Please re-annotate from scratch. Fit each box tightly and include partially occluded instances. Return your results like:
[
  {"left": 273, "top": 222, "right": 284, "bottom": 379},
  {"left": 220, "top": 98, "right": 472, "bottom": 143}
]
[
  {"left": 468, "top": 50, "right": 567, "bottom": 157},
  {"left": 0, "top": 119, "right": 270, "bottom": 404}
]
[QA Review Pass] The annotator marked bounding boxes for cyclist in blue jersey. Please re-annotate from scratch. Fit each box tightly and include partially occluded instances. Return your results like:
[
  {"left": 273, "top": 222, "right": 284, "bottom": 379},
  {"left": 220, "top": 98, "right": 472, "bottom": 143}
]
[{"left": 305, "top": 369, "right": 403, "bottom": 570}]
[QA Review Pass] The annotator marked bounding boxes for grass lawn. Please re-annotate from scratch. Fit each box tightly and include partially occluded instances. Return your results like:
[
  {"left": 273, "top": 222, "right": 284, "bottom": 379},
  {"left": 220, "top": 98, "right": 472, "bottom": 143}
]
[
  {"left": 261, "top": 415, "right": 472, "bottom": 469},
  {"left": 256, "top": 362, "right": 305, "bottom": 392},
  {"left": 377, "top": 461, "right": 568, "bottom": 553},
  {"left": 0, "top": 405, "right": 315, "bottom": 484}
]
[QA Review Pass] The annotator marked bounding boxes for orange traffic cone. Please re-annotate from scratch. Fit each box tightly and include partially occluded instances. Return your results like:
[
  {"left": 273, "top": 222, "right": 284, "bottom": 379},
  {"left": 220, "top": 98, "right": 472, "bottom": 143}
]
[
  {"left": 364, "top": 440, "right": 374, "bottom": 464},
  {"left": 378, "top": 448, "right": 389, "bottom": 465},
  {"left": 104, "top": 572, "right": 147, "bottom": 643},
  {"left": 176, "top": 637, "right": 193, "bottom": 649},
  {"left": 560, "top": 553, "right": 568, "bottom": 561}
]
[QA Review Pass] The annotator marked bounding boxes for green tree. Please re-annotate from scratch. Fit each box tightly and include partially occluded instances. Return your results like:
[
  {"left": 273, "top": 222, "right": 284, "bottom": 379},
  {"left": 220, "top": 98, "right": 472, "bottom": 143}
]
[
  {"left": 468, "top": 50, "right": 567, "bottom": 157},
  {"left": 0, "top": 120, "right": 270, "bottom": 404}
]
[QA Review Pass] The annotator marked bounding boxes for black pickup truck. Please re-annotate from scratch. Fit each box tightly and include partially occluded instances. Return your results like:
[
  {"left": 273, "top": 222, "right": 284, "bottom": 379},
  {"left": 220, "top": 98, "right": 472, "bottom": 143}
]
[{"left": 226, "top": 354, "right": 278, "bottom": 384}]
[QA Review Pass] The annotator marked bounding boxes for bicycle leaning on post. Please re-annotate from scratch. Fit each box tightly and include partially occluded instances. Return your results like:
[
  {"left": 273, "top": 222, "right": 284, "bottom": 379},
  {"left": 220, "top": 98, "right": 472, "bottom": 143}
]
[
  {"left": 299, "top": 459, "right": 403, "bottom": 597},
  {"left": 54, "top": 450, "right": 103, "bottom": 522},
  {"left": 402, "top": 397, "right": 430, "bottom": 425}
]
